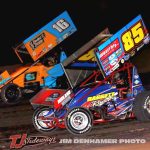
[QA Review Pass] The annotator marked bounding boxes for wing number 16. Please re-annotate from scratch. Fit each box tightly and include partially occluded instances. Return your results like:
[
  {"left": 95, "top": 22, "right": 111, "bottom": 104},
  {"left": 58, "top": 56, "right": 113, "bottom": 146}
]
[
  {"left": 53, "top": 19, "right": 70, "bottom": 33},
  {"left": 121, "top": 21, "right": 145, "bottom": 52}
]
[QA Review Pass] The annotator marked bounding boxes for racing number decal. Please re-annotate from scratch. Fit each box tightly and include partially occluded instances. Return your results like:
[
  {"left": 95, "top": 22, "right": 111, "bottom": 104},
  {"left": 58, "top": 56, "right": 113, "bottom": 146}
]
[
  {"left": 52, "top": 19, "right": 70, "bottom": 32},
  {"left": 121, "top": 21, "right": 145, "bottom": 52},
  {"left": 131, "top": 22, "right": 145, "bottom": 43},
  {"left": 122, "top": 31, "right": 134, "bottom": 51}
]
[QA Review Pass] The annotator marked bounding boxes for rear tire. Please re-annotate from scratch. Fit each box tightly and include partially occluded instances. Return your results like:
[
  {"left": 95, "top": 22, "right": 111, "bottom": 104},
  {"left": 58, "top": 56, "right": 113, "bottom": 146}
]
[
  {"left": 133, "top": 91, "right": 150, "bottom": 121},
  {"left": 65, "top": 107, "right": 93, "bottom": 135},
  {"left": 1, "top": 83, "right": 22, "bottom": 105}
]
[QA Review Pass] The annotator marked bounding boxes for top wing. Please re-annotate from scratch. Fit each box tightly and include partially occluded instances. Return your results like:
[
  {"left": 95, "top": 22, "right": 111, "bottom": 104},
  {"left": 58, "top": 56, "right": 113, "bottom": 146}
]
[
  {"left": 61, "top": 28, "right": 111, "bottom": 88},
  {"left": 95, "top": 14, "right": 150, "bottom": 76},
  {"left": 23, "top": 11, "right": 77, "bottom": 61},
  {"left": 62, "top": 28, "right": 111, "bottom": 67}
]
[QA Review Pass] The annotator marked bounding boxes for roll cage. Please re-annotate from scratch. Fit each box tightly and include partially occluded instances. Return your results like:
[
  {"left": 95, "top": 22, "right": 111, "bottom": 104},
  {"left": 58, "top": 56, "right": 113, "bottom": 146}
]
[{"left": 61, "top": 28, "right": 112, "bottom": 89}]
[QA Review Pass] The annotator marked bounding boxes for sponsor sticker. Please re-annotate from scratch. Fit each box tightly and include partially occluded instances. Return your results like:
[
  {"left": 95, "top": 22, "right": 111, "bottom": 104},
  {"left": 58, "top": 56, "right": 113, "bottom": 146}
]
[{"left": 87, "top": 92, "right": 115, "bottom": 101}]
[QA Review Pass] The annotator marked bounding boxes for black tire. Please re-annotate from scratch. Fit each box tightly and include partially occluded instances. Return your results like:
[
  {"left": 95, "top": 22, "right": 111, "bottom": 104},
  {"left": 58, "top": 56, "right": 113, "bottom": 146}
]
[
  {"left": 32, "top": 107, "right": 57, "bottom": 134},
  {"left": 133, "top": 91, "right": 150, "bottom": 121},
  {"left": 1, "top": 83, "right": 22, "bottom": 105},
  {"left": 65, "top": 107, "right": 93, "bottom": 135}
]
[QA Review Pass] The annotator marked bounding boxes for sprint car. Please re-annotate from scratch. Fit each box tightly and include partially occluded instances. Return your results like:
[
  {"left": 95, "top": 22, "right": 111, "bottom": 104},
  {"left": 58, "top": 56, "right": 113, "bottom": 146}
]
[
  {"left": 0, "top": 11, "right": 77, "bottom": 104},
  {"left": 0, "top": 51, "right": 67, "bottom": 104},
  {"left": 30, "top": 15, "right": 150, "bottom": 135}
]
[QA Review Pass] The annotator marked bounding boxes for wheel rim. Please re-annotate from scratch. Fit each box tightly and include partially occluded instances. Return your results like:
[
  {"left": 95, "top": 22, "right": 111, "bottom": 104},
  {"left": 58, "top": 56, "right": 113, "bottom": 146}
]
[
  {"left": 5, "top": 86, "right": 20, "bottom": 102},
  {"left": 70, "top": 112, "right": 89, "bottom": 130},
  {"left": 35, "top": 109, "right": 55, "bottom": 129},
  {"left": 146, "top": 96, "right": 150, "bottom": 114}
]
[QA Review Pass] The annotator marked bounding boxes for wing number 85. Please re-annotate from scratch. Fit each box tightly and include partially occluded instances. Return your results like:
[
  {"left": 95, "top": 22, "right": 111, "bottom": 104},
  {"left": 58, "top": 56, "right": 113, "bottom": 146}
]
[{"left": 121, "top": 21, "right": 145, "bottom": 52}]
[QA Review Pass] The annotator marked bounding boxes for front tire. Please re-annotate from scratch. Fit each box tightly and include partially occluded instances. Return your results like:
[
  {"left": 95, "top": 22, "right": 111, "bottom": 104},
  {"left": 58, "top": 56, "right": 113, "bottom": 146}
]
[
  {"left": 133, "top": 91, "right": 150, "bottom": 121},
  {"left": 1, "top": 83, "right": 22, "bottom": 105},
  {"left": 32, "top": 107, "right": 57, "bottom": 133},
  {"left": 65, "top": 107, "right": 93, "bottom": 135}
]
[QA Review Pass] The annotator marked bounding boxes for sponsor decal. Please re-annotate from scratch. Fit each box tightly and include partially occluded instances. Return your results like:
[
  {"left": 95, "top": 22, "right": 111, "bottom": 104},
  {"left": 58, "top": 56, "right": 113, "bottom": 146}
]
[
  {"left": 134, "top": 75, "right": 139, "bottom": 79},
  {"left": 111, "top": 63, "right": 119, "bottom": 71},
  {"left": 91, "top": 98, "right": 111, "bottom": 107},
  {"left": 25, "top": 72, "right": 36, "bottom": 81},
  {"left": 116, "top": 48, "right": 122, "bottom": 56},
  {"left": 124, "top": 54, "right": 130, "bottom": 61},
  {"left": 109, "top": 53, "right": 116, "bottom": 60},
  {"left": 46, "top": 92, "right": 60, "bottom": 101},
  {"left": 134, "top": 80, "right": 140, "bottom": 85},
  {"left": 87, "top": 92, "right": 115, "bottom": 101},
  {"left": 102, "top": 58, "right": 109, "bottom": 66},
  {"left": 58, "top": 90, "right": 71, "bottom": 104},
  {"left": 30, "top": 32, "right": 45, "bottom": 50},
  {"left": 36, "top": 50, "right": 44, "bottom": 59},
  {"left": 100, "top": 39, "right": 120, "bottom": 61},
  {"left": 109, "top": 58, "right": 118, "bottom": 66}
]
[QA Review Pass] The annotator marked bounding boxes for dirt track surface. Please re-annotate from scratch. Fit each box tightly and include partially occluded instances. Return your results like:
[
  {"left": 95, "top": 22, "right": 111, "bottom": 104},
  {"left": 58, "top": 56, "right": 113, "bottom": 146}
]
[{"left": 0, "top": 98, "right": 150, "bottom": 150}]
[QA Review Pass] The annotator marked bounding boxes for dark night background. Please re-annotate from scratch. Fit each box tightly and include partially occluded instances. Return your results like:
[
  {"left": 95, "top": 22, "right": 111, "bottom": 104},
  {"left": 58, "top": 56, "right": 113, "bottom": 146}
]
[{"left": 0, "top": 0, "right": 149, "bottom": 66}]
